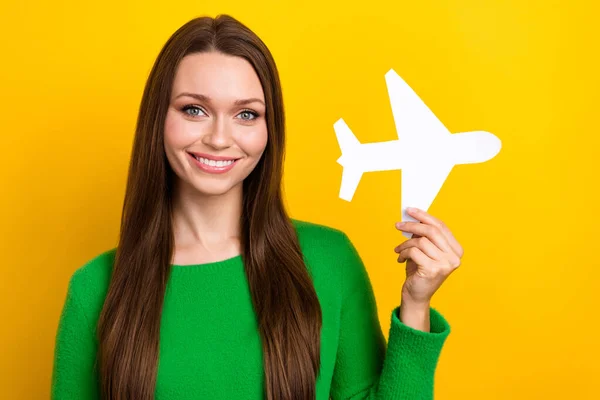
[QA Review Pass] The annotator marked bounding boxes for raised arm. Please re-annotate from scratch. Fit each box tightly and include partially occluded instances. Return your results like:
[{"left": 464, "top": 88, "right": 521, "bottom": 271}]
[{"left": 330, "top": 232, "right": 450, "bottom": 400}]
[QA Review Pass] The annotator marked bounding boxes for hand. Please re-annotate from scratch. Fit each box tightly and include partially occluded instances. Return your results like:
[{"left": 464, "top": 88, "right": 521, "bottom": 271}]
[{"left": 394, "top": 207, "right": 464, "bottom": 306}]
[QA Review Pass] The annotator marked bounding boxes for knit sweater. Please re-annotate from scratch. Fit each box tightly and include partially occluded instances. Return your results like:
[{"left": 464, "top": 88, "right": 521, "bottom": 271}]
[{"left": 51, "top": 219, "right": 450, "bottom": 399}]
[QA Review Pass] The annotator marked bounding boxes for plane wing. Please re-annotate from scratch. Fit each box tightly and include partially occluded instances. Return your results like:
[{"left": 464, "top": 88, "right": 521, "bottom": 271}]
[
  {"left": 400, "top": 161, "right": 454, "bottom": 237},
  {"left": 339, "top": 166, "right": 363, "bottom": 201},
  {"left": 385, "top": 69, "right": 451, "bottom": 142}
]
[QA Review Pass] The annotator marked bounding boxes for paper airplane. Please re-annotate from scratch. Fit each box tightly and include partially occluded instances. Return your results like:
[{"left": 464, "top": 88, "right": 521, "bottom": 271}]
[{"left": 334, "top": 69, "right": 502, "bottom": 238}]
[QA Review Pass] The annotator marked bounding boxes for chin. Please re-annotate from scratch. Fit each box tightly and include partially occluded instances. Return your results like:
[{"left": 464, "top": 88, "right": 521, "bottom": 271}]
[{"left": 189, "top": 179, "right": 242, "bottom": 198}]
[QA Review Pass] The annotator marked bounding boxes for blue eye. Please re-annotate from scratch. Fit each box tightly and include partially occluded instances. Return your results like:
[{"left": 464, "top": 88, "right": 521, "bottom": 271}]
[
  {"left": 238, "top": 110, "right": 259, "bottom": 121},
  {"left": 182, "top": 105, "right": 206, "bottom": 117}
]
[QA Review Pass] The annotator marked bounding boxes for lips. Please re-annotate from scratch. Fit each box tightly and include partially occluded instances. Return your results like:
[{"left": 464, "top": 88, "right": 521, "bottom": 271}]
[
  {"left": 187, "top": 151, "right": 240, "bottom": 162},
  {"left": 187, "top": 151, "right": 240, "bottom": 174}
]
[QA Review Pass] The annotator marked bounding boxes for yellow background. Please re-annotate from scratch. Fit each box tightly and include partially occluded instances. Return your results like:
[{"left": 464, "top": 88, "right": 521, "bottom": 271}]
[{"left": 1, "top": 0, "right": 598, "bottom": 398}]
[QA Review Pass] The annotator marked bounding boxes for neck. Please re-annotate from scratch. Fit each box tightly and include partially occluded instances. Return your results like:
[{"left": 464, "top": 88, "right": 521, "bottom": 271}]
[{"left": 171, "top": 179, "right": 243, "bottom": 254}]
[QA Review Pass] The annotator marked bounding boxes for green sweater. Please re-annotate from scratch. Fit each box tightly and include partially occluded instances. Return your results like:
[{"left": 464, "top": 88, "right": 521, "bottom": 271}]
[{"left": 51, "top": 220, "right": 450, "bottom": 399}]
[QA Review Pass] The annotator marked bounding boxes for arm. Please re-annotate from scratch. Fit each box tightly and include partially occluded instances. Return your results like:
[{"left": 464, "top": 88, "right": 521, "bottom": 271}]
[
  {"left": 330, "top": 233, "right": 450, "bottom": 400},
  {"left": 51, "top": 271, "right": 100, "bottom": 400},
  {"left": 399, "top": 300, "right": 430, "bottom": 332}
]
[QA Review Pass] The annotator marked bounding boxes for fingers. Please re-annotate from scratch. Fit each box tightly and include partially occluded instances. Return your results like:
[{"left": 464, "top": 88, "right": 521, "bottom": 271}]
[
  {"left": 396, "top": 246, "right": 431, "bottom": 266},
  {"left": 398, "top": 207, "right": 464, "bottom": 257},
  {"left": 395, "top": 220, "right": 453, "bottom": 254},
  {"left": 395, "top": 236, "right": 444, "bottom": 261}
]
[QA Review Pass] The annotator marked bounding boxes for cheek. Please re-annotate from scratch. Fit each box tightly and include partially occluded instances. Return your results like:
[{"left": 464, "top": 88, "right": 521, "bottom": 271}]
[
  {"left": 163, "top": 109, "right": 198, "bottom": 175},
  {"left": 164, "top": 109, "right": 191, "bottom": 150},
  {"left": 237, "top": 124, "right": 268, "bottom": 158}
]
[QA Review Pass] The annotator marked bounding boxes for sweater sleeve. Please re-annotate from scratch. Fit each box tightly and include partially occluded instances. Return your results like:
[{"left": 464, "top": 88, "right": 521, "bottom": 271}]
[
  {"left": 51, "top": 271, "right": 100, "bottom": 400},
  {"left": 330, "top": 233, "right": 450, "bottom": 400}
]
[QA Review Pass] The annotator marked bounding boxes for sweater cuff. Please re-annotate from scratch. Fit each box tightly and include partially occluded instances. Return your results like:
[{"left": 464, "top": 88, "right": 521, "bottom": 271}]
[
  {"left": 392, "top": 305, "right": 451, "bottom": 337},
  {"left": 388, "top": 306, "right": 450, "bottom": 355},
  {"left": 379, "top": 306, "right": 450, "bottom": 400},
  {"left": 376, "top": 306, "right": 450, "bottom": 398},
  {"left": 388, "top": 305, "right": 450, "bottom": 364}
]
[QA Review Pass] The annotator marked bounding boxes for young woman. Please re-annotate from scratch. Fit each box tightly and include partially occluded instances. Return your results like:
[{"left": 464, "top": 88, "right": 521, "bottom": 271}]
[{"left": 51, "top": 14, "right": 463, "bottom": 400}]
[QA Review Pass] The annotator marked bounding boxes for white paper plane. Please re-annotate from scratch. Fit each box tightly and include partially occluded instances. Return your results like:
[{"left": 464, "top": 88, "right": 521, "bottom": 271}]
[{"left": 334, "top": 69, "right": 502, "bottom": 238}]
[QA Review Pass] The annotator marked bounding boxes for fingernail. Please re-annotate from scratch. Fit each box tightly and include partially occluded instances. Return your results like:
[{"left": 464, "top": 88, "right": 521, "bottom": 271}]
[
  {"left": 395, "top": 222, "right": 405, "bottom": 228},
  {"left": 407, "top": 207, "right": 416, "bottom": 213}
]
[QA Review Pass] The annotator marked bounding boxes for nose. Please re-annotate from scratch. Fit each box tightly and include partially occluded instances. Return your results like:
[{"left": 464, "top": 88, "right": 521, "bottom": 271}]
[{"left": 201, "top": 118, "right": 233, "bottom": 150}]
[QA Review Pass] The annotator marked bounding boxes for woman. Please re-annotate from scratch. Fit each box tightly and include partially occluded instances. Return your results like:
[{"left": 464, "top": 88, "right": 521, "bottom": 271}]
[{"left": 51, "top": 14, "right": 463, "bottom": 400}]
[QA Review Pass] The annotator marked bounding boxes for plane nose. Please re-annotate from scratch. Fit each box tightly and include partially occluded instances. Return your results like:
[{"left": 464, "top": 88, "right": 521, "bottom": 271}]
[
  {"left": 450, "top": 130, "right": 502, "bottom": 164},
  {"left": 484, "top": 131, "right": 502, "bottom": 160}
]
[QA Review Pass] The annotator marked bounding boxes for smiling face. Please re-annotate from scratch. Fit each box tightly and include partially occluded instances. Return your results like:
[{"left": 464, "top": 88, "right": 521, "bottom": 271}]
[{"left": 164, "top": 51, "right": 268, "bottom": 198}]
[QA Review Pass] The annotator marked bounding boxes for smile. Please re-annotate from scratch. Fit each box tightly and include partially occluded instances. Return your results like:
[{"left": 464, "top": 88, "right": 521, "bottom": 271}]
[{"left": 187, "top": 152, "right": 240, "bottom": 174}]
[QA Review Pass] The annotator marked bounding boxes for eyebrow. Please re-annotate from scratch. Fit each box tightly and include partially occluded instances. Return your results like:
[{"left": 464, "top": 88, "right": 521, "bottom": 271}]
[{"left": 174, "top": 92, "right": 265, "bottom": 106}]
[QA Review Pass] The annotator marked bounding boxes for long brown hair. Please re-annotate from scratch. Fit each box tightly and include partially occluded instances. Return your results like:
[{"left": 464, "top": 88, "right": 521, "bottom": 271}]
[{"left": 97, "top": 15, "right": 322, "bottom": 400}]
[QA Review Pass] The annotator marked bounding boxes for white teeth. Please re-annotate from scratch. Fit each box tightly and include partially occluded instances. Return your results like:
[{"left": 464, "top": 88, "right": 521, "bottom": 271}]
[{"left": 194, "top": 155, "right": 235, "bottom": 167}]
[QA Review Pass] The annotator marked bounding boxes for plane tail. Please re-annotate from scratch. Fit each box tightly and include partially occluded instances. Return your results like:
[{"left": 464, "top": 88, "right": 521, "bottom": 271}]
[{"left": 333, "top": 118, "right": 363, "bottom": 202}]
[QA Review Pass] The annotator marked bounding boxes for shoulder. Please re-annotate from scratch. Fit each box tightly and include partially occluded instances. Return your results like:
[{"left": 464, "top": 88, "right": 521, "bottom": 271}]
[
  {"left": 66, "top": 248, "right": 116, "bottom": 321},
  {"left": 290, "top": 218, "right": 363, "bottom": 274},
  {"left": 69, "top": 248, "right": 116, "bottom": 290},
  {"left": 291, "top": 219, "right": 369, "bottom": 296},
  {"left": 291, "top": 218, "right": 353, "bottom": 253}
]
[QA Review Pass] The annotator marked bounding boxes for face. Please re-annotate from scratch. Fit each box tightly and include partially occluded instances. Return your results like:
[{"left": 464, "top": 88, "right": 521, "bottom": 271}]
[{"left": 164, "top": 51, "right": 268, "bottom": 198}]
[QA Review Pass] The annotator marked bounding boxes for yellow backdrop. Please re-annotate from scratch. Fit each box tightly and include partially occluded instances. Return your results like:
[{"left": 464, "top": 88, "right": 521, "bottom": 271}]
[{"left": 1, "top": 0, "right": 598, "bottom": 398}]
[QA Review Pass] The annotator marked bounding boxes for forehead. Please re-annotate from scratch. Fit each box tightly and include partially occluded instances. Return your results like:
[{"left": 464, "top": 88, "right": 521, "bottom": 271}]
[{"left": 171, "top": 51, "right": 265, "bottom": 101}]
